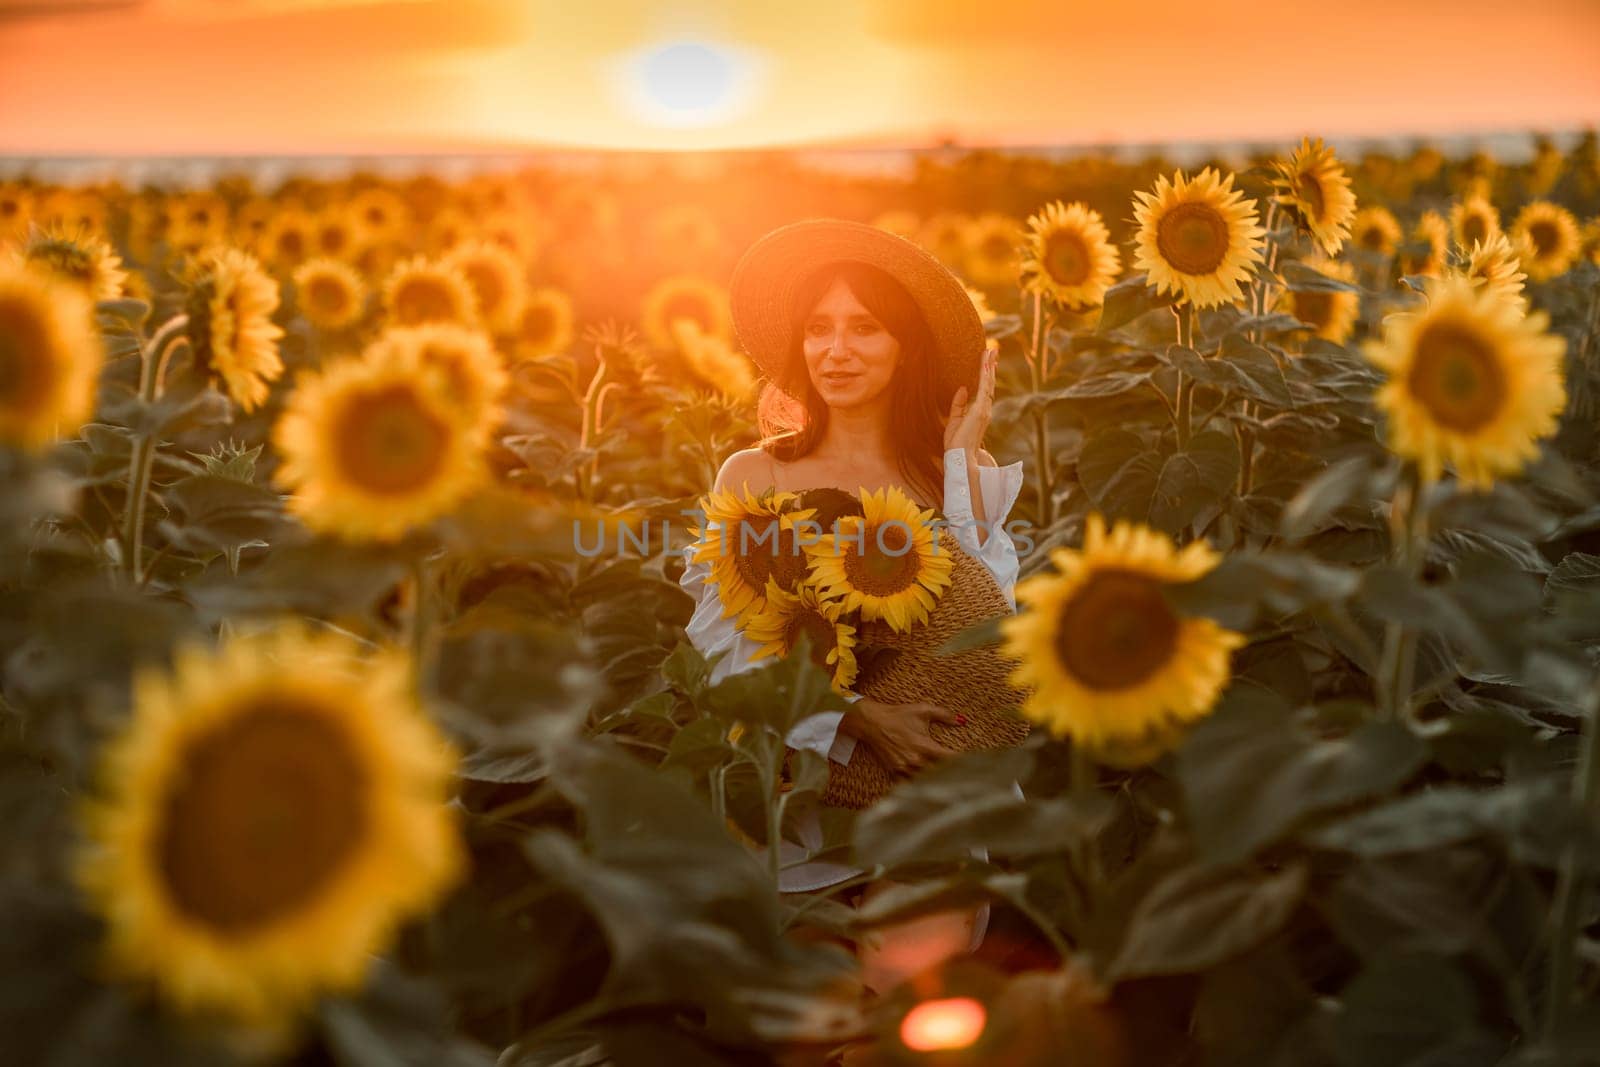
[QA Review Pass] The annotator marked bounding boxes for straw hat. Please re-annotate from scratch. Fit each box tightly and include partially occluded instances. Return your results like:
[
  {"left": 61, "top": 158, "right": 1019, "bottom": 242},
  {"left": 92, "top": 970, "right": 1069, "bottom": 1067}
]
[{"left": 729, "top": 219, "right": 987, "bottom": 401}]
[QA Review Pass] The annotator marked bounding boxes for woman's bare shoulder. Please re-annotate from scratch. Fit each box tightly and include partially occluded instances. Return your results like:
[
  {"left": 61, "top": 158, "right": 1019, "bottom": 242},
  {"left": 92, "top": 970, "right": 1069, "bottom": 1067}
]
[{"left": 713, "top": 448, "right": 774, "bottom": 495}]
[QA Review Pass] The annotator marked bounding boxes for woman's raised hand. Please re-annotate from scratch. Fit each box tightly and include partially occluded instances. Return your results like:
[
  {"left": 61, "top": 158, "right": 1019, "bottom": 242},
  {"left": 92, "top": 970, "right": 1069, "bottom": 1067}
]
[
  {"left": 943, "top": 339, "right": 998, "bottom": 455},
  {"left": 845, "top": 697, "right": 965, "bottom": 777}
]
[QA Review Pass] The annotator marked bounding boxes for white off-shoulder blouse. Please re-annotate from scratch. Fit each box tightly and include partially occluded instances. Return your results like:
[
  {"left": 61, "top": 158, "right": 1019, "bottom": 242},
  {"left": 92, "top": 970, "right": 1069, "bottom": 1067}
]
[{"left": 677, "top": 446, "right": 1027, "bottom": 895}]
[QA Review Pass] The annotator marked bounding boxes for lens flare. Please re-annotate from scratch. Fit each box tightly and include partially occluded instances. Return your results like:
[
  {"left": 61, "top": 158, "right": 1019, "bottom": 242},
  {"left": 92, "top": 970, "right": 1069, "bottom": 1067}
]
[{"left": 900, "top": 996, "right": 987, "bottom": 1052}]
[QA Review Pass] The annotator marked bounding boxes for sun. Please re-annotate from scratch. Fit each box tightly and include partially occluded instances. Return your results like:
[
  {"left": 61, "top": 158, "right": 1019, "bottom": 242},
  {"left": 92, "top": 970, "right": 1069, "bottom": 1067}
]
[{"left": 615, "top": 39, "right": 765, "bottom": 129}]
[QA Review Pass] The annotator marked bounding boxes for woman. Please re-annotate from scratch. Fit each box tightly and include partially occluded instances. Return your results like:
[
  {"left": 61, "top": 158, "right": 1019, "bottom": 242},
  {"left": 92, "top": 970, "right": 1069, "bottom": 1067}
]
[{"left": 676, "top": 219, "right": 1026, "bottom": 993}]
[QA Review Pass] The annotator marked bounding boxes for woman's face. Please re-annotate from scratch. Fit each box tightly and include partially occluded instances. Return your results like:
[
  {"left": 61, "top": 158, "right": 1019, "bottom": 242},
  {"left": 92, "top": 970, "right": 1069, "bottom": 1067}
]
[{"left": 801, "top": 277, "right": 902, "bottom": 409}]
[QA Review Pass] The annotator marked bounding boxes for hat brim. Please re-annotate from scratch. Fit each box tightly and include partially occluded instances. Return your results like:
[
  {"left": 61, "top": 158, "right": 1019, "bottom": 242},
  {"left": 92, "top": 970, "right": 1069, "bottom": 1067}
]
[{"left": 729, "top": 219, "right": 986, "bottom": 402}]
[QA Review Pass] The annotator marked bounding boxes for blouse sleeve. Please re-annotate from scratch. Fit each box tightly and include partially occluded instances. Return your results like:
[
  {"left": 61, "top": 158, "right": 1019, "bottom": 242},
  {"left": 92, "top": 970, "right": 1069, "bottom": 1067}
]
[
  {"left": 677, "top": 529, "right": 858, "bottom": 765},
  {"left": 942, "top": 446, "right": 1026, "bottom": 610}
]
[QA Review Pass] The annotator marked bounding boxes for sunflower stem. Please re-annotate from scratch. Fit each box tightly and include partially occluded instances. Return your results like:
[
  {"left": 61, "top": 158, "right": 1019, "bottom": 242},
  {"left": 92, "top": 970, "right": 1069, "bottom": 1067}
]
[
  {"left": 1542, "top": 672, "right": 1600, "bottom": 1041},
  {"left": 1029, "top": 291, "right": 1055, "bottom": 530},
  {"left": 408, "top": 552, "right": 437, "bottom": 694},
  {"left": 576, "top": 345, "right": 611, "bottom": 506},
  {"left": 120, "top": 315, "right": 190, "bottom": 583},
  {"left": 1173, "top": 303, "right": 1196, "bottom": 450},
  {"left": 1377, "top": 465, "right": 1424, "bottom": 721}
]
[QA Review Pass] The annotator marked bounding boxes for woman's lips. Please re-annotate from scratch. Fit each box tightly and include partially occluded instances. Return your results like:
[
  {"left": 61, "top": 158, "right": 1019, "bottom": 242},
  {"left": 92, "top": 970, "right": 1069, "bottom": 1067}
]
[{"left": 821, "top": 372, "right": 858, "bottom": 384}]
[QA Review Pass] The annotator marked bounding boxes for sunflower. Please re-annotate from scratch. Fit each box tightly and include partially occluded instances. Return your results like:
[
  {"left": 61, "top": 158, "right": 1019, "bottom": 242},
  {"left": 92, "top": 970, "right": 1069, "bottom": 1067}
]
[
  {"left": 1510, "top": 200, "right": 1581, "bottom": 281},
  {"left": 76, "top": 626, "right": 461, "bottom": 1031},
  {"left": 428, "top": 209, "right": 473, "bottom": 253},
  {"left": 920, "top": 212, "right": 971, "bottom": 267},
  {"left": 232, "top": 198, "right": 276, "bottom": 245},
  {"left": 1132, "top": 168, "right": 1266, "bottom": 309},
  {"left": 515, "top": 287, "right": 576, "bottom": 358},
  {"left": 1449, "top": 194, "right": 1500, "bottom": 251},
  {"left": 1365, "top": 274, "right": 1566, "bottom": 488},
  {"left": 743, "top": 579, "right": 860, "bottom": 693},
  {"left": 312, "top": 207, "right": 363, "bottom": 262},
  {"left": 1458, "top": 233, "right": 1528, "bottom": 312},
  {"left": 274, "top": 347, "right": 487, "bottom": 541},
  {"left": 640, "top": 274, "right": 732, "bottom": 349},
  {"left": 1279, "top": 257, "right": 1361, "bottom": 344},
  {"left": 381, "top": 255, "right": 480, "bottom": 329},
  {"left": 690, "top": 487, "right": 818, "bottom": 626},
  {"left": 185, "top": 247, "right": 285, "bottom": 413},
  {"left": 16, "top": 223, "right": 128, "bottom": 301},
  {"left": 259, "top": 208, "right": 316, "bottom": 272},
  {"left": 0, "top": 261, "right": 99, "bottom": 449},
  {"left": 999, "top": 513, "right": 1245, "bottom": 754},
  {"left": 1020, "top": 201, "right": 1121, "bottom": 309},
  {"left": 1401, "top": 211, "right": 1450, "bottom": 277},
  {"left": 1580, "top": 218, "right": 1600, "bottom": 267},
  {"left": 1350, "top": 206, "right": 1403, "bottom": 256},
  {"left": 0, "top": 183, "right": 31, "bottom": 242},
  {"left": 444, "top": 239, "right": 527, "bottom": 335},
  {"left": 364, "top": 324, "right": 506, "bottom": 441},
  {"left": 1272, "top": 137, "right": 1357, "bottom": 256},
  {"left": 962, "top": 213, "right": 1025, "bottom": 288},
  {"left": 806, "top": 486, "right": 954, "bottom": 633},
  {"left": 348, "top": 188, "right": 410, "bottom": 246},
  {"left": 671, "top": 319, "right": 757, "bottom": 400},
  {"left": 292, "top": 258, "right": 367, "bottom": 332}
]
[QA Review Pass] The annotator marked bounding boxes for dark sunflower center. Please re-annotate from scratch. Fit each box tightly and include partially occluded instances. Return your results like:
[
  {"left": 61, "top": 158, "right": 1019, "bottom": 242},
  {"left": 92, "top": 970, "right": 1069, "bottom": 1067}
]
[
  {"left": 395, "top": 278, "right": 458, "bottom": 325},
  {"left": 1044, "top": 230, "right": 1091, "bottom": 286},
  {"left": 981, "top": 233, "right": 1013, "bottom": 261},
  {"left": 1294, "top": 172, "right": 1327, "bottom": 220},
  {"left": 1406, "top": 320, "right": 1508, "bottom": 432},
  {"left": 333, "top": 383, "right": 451, "bottom": 493},
  {"left": 1054, "top": 568, "right": 1181, "bottom": 691},
  {"left": 0, "top": 299, "right": 54, "bottom": 410},
  {"left": 319, "top": 225, "right": 350, "bottom": 256},
  {"left": 1462, "top": 215, "right": 1487, "bottom": 247},
  {"left": 29, "top": 241, "right": 94, "bottom": 286},
  {"left": 306, "top": 275, "right": 351, "bottom": 318},
  {"left": 522, "top": 305, "right": 554, "bottom": 345},
  {"left": 841, "top": 521, "right": 920, "bottom": 596},
  {"left": 1528, "top": 221, "right": 1558, "bottom": 257},
  {"left": 1156, "top": 202, "right": 1229, "bottom": 275},
  {"left": 464, "top": 262, "right": 505, "bottom": 316},
  {"left": 784, "top": 609, "right": 838, "bottom": 668},
  {"left": 1292, "top": 290, "right": 1333, "bottom": 329},
  {"left": 277, "top": 229, "right": 307, "bottom": 260},
  {"left": 731, "top": 523, "right": 808, "bottom": 593},
  {"left": 662, "top": 292, "right": 714, "bottom": 335},
  {"left": 1359, "top": 224, "right": 1389, "bottom": 251},
  {"left": 156, "top": 701, "right": 367, "bottom": 932}
]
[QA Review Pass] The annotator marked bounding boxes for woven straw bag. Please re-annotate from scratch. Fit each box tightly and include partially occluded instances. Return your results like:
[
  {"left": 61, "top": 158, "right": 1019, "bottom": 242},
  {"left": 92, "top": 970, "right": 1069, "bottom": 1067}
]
[{"left": 784, "top": 528, "right": 1032, "bottom": 810}]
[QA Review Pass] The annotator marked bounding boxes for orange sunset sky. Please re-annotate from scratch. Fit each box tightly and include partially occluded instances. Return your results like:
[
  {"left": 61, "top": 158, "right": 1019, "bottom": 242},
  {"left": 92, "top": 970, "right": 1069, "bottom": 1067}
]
[{"left": 2, "top": 0, "right": 1598, "bottom": 155}]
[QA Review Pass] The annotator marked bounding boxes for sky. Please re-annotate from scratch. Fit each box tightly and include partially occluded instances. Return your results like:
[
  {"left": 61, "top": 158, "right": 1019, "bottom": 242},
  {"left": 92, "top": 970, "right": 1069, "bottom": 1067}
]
[{"left": 1, "top": 0, "right": 1598, "bottom": 155}]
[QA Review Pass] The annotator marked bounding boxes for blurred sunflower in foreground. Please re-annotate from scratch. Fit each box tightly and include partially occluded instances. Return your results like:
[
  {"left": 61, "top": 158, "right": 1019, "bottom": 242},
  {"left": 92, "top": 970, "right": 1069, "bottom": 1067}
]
[
  {"left": 14, "top": 223, "right": 127, "bottom": 301},
  {"left": 1510, "top": 200, "right": 1581, "bottom": 281},
  {"left": 0, "top": 260, "right": 100, "bottom": 449},
  {"left": 1272, "top": 136, "right": 1357, "bottom": 256},
  {"left": 1132, "top": 168, "right": 1266, "bottom": 308},
  {"left": 744, "top": 579, "right": 860, "bottom": 693},
  {"left": 274, "top": 344, "right": 488, "bottom": 541},
  {"left": 807, "top": 486, "right": 954, "bottom": 634},
  {"left": 640, "top": 274, "right": 732, "bottom": 349},
  {"left": 366, "top": 323, "right": 507, "bottom": 442},
  {"left": 292, "top": 257, "right": 367, "bottom": 332},
  {"left": 1279, "top": 258, "right": 1361, "bottom": 344},
  {"left": 1365, "top": 274, "right": 1566, "bottom": 489},
  {"left": 185, "top": 247, "right": 285, "bottom": 413},
  {"left": 382, "top": 255, "right": 480, "bottom": 329},
  {"left": 1020, "top": 200, "right": 1121, "bottom": 310},
  {"left": 1000, "top": 514, "right": 1245, "bottom": 760},
  {"left": 76, "top": 627, "right": 462, "bottom": 1033}
]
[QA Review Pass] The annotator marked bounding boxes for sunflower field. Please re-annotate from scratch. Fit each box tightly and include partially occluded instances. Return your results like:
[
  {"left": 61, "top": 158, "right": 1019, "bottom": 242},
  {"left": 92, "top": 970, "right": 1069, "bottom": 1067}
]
[{"left": 3, "top": 131, "right": 1600, "bottom": 1066}]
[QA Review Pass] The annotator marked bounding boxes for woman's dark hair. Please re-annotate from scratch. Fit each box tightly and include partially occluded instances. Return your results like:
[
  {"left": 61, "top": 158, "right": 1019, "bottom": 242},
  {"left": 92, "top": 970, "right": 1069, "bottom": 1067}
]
[{"left": 755, "top": 261, "right": 947, "bottom": 506}]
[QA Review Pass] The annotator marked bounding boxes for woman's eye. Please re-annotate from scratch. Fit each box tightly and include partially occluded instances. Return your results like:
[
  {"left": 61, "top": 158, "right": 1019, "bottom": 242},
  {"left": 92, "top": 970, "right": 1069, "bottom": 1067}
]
[
  {"left": 854, "top": 323, "right": 879, "bottom": 334},
  {"left": 806, "top": 323, "right": 827, "bottom": 335}
]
